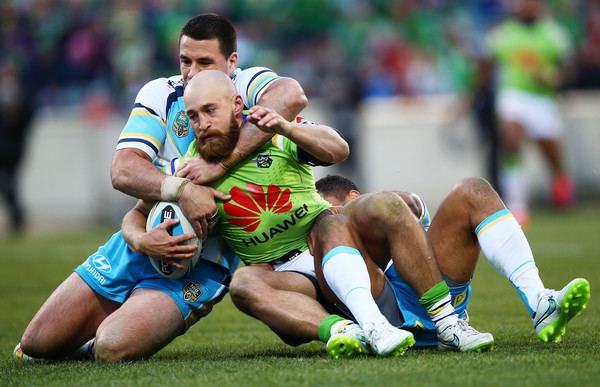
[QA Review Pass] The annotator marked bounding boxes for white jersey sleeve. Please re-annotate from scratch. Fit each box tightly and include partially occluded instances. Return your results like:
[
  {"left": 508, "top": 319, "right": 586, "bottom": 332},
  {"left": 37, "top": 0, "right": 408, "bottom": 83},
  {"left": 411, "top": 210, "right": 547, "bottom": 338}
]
[
  {"left": 116, "top": 76, "right": 192, "bottom": 165},
  {"left": 232, "top": 67, "right": 280, "bottom": 108},
  {"left": 116, "top": 78, "right": 172, "bottom": 160}
]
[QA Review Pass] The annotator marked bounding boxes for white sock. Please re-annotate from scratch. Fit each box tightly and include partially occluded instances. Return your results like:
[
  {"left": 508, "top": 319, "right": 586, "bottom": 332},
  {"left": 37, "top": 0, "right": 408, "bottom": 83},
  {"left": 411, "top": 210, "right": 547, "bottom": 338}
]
[
  {"left": 322, "top": 246, "right": 388, "bottom": 327},
  {"left": 428, "top": 294, "right": 459, "bottom": 333},
  {"left": 476, "top": 209, "right": 545, "bottom": 315}
]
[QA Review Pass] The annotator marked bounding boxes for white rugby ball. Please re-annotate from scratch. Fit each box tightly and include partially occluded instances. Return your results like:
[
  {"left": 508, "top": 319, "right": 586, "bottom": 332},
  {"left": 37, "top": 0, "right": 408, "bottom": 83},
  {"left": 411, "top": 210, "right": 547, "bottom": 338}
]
[{"left": 146, "top": 201, "right": 202, "bottom": 279}]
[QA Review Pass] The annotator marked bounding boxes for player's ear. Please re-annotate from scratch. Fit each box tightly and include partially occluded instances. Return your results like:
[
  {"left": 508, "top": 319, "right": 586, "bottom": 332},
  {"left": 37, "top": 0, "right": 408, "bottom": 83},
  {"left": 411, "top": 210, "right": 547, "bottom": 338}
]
[
  {"left": 233, "top": 95, "right": 244, "bottom": 114},
  {"left": 227, "top": 52, "right": 238, "bottom": 75},
  {"left": 347, "top": 190, "right": 361, "bottom": 202}
]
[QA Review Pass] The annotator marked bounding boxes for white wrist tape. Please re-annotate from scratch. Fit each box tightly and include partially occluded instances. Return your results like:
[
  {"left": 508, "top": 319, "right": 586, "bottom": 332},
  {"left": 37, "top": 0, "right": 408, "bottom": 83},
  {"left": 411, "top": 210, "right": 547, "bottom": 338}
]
[{"left": 160, "top": 176, "right": 190, "bottom": 201}]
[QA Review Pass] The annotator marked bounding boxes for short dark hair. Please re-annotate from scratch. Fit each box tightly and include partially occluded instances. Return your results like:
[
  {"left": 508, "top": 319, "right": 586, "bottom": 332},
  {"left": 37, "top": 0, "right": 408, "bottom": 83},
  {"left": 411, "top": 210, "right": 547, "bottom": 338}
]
[
  {"left": 315, "top": 174, "right": 360, "bottom": 201},
  {"left": 180, "top": 13, "right": 237, "bottom": 58}
]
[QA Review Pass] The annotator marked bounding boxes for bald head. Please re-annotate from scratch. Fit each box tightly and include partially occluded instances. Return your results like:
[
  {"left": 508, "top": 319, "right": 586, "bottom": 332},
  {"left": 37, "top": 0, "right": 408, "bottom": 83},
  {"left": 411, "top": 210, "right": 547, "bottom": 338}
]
[
  {"left": 184, "top": 69, "right": 237, "bottom": 107},
  {"left": 184, "top": 70, "right": 244, "bottom": 162}
]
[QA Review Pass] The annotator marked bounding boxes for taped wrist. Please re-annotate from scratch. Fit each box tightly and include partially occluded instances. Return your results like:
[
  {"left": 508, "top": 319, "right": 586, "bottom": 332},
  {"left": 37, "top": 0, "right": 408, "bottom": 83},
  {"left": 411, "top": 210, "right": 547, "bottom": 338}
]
[{"left": 160, "top": 176, "right": 190, "bottom": 201}]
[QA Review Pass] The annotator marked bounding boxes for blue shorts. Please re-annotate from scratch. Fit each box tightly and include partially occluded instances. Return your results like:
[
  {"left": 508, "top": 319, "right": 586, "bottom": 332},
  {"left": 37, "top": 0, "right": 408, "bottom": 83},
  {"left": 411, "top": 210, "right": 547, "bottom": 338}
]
[
  {"left": 75, "top": 231, "right": 239, "bottom": 330},
  {"left": 384, "top": 265, "right": 472, "bottom": 347}
]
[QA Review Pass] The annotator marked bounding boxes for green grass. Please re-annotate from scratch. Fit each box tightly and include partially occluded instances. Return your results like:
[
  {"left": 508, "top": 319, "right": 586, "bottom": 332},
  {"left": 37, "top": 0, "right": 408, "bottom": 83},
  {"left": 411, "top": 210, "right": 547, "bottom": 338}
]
[{"left": 1, "top": 206, "right": 599, "bottom": 386}]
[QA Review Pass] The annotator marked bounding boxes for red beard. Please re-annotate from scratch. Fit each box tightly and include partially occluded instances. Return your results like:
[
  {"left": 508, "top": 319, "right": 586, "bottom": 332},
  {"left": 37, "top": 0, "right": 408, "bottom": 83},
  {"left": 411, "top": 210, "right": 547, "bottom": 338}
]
[{"left": 197, "top": 112, "right": 240, "bottom": 162}]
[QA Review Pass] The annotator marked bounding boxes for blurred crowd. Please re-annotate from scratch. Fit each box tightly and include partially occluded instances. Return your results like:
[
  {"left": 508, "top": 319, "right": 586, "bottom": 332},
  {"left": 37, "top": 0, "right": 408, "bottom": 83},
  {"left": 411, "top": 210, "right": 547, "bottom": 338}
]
[
  {"left": 2, "top": 0, "right": 600, "bottom": 234},
  {"left": 3, "top": 0, "right": 600, "bottom": 111}
]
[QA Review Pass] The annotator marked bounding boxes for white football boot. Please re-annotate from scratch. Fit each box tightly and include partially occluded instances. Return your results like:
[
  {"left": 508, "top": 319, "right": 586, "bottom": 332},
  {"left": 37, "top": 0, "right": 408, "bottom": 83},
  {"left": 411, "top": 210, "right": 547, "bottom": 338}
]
[
  {"left": 533, "top": 278, "right": 590, "bottom": 343},
  {"left": 438, "top": 319, "right": 494, "bottom": 352},
  {"left": 363, "top": 321, "right": 415, "bottom": 357},
  {"left": 326, "top": 321, "right": 369, "bottom": 359}
]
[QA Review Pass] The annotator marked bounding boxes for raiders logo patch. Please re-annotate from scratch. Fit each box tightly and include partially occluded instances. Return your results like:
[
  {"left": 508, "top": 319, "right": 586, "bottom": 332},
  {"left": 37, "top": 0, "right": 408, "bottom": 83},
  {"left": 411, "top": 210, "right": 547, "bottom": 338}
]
[{"left": 254, "top": 152, "right": 273, "bottom": 168}]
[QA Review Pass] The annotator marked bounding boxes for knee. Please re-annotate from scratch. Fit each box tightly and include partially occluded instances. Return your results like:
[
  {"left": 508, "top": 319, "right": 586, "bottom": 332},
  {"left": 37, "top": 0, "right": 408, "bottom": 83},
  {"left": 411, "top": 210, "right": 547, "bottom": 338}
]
[
  {"left": 450, "top": 177, "right": 496, "bottom": 206},
  {"left": 229, "top": 268, "right": 263, "bottom": 311},
  {"left": 94, "top": 332, "right": 137, "bottom": 363},
  {"left": 19, "top": 330, "right": 45, "bottom": 359},
  {"left": 19, "top": 324, "right": 62, "bottom": 359},
  {"left": 365, "top": 191, "right": 414, "bottom": 227}
]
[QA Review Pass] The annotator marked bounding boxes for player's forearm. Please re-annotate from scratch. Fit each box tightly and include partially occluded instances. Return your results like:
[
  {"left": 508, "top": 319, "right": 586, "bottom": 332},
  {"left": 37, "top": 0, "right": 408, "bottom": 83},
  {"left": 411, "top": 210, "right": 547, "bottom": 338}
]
[
  {"left": 222, "top": 78, "right": 308, "bottom": 169},
  {"left": 122, "top": 201, "right": 151, "bottom": 252},
  {"left": 111, "top": 149, "right": 165, "bottom": 200},
  {"left": 284, "top": 123, "right": 349, "bottom": 164}
]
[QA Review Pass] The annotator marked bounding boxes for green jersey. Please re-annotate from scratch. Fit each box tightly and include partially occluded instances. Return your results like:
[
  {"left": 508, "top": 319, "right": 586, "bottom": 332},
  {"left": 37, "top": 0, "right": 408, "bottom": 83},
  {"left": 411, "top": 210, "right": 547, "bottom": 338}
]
[
  {"left": 178, "top": 132, "right": 331, "bottom": 264},
  {"left": 487, "top": 18, "right": 571, "bottom": 96}
]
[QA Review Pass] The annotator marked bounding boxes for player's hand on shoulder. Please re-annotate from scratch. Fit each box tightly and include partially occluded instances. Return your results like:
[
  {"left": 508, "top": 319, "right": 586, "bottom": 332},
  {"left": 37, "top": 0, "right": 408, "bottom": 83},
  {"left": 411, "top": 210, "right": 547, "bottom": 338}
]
[
  {"left": 176, "top": 157, "right": 227, "bottom": 184},
  {"left": 178, "top": 183, "right": 230, "bottom": 239},
  {"left": 248, "top": 106, "right": 291, "bottom": 136},
  {"left": 138, "top": 218, "right": 198, "bottom": 269}
]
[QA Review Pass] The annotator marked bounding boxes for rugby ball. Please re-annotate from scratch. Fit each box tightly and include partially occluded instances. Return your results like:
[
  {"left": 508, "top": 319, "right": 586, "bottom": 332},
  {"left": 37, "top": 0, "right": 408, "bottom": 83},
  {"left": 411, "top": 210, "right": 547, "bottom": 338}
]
[{"left": 146, "top": 201, "right": 202, "bottom": 279}]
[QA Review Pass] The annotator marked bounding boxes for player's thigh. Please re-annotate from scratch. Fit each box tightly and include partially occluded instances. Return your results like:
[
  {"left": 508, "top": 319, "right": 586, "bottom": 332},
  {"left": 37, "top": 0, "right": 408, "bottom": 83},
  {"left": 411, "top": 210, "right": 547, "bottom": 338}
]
[
  {"left": 21, "top": 272, "right": 119, "bottom": 357},
  {"left": 428, "top": 193, "right": 481, "bottom": 283},
  {"left": 95, "top": 288, "right": 184, "bottom": 362},
  {"left": 341, "top": 192, "right": 411, "bottom": 261},
  {"left": 232, "top": 264, "right": 318, "bottom": 298}
]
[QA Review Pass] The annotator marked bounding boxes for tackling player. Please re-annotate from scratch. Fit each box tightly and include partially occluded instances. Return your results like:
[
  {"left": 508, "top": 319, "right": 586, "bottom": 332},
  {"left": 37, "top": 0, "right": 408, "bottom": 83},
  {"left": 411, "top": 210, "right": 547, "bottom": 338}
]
[
  {"left": 123, "top": 70, "right": 495, "bottom": 357},
  {"left": 14, "top": 14, "right": 307, "bottom": 363}
]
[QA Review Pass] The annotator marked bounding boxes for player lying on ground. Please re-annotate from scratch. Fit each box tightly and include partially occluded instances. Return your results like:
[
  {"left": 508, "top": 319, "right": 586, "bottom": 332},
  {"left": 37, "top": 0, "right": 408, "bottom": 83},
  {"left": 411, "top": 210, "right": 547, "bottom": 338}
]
[
  {"left": 313, "top": 174, "right": 590, "bottom": 346},
  {"left": 124, "top": 70, "right": 495, "bottom": 357},
  {"left": 14, "top": 14, "right": 307, "bottom": 363},
  {"left": 228, "top": 173, "right": 590, "bottom": 358}
]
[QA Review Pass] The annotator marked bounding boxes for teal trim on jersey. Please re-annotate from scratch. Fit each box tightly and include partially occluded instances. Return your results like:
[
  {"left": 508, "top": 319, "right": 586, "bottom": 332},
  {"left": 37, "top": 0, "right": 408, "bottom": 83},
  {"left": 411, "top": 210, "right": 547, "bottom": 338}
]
[
  {"left": 322, "top": 246, "right": 361, "bottom": 267},
  {"left": 475, "top": 209, "right": 511, "bottom": 235}
]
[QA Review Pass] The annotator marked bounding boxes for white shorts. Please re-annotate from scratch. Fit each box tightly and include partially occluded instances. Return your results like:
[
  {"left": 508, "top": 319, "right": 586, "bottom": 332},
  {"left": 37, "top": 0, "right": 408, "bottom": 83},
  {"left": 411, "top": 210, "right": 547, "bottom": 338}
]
[
  {"left": 272, "top": 249, "right": 316, "bottom": 278},
  {"left": 496, "top": 89, "right": 562, "bottom": 139}
]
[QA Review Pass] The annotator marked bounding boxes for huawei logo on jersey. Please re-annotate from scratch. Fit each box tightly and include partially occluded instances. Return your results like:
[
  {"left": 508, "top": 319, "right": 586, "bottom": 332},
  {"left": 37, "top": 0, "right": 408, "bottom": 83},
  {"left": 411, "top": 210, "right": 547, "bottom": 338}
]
[{"left": 224, "top": 183, "right": 293, "bottom": 232}]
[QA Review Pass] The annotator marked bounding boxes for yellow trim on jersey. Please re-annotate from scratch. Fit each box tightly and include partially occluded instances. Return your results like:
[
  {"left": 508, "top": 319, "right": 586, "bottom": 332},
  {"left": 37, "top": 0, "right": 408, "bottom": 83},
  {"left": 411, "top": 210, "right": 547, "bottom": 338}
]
[
  {"left": 271, "top": 134, "right": 285, "bottom": 150},
  {"left": 131, "top": 109, "right": 167, "bottom": 127},
  {"left": 247, "top": 72, "right": 276, "bottom": 104},
  {"left": 118, "top": 132, "right": 162, "bottom": 149}
]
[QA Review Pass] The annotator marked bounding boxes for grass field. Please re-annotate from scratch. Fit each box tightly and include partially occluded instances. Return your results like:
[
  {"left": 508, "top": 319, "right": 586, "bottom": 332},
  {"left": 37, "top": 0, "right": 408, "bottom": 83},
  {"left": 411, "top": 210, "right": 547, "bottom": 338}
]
[{"left": 0, "top": 205, "right": 598, "bottom": 386}]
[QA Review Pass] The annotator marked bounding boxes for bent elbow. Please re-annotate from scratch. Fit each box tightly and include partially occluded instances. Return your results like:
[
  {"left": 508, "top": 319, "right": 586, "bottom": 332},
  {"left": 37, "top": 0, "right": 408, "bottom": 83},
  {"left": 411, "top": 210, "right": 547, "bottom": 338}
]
[
  {"left": 291, "top": 90, "right": 308, "bottom": 113},
  {"left": 334, "top": 142, "right": 350, "bottom": 164},
  {"left": 110, "top": 165, "right": 127, "bottom": 192},
  {"left": 280, "top": 78, "right": 308, "bottom": 114},
  {"left": 326, "top": 141, "right": 350, "bottom": 164}
]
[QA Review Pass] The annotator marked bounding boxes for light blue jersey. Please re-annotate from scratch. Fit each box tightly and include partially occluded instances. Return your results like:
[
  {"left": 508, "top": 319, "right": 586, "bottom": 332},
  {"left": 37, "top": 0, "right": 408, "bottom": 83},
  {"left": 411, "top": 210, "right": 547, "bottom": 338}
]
[
  {"left": 75, "top": 67, "right": 280, "bottom": 325},
  {"left": 115, "top": 67, "right": 279, "bottom": 271},
  {"left": 116, "top": 67, "right": 280, "bottom": 169}
]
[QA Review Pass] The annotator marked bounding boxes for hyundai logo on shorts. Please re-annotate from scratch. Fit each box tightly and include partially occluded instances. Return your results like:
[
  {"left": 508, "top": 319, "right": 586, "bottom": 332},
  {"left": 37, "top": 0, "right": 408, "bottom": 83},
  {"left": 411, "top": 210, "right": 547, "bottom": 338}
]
[{"left": 92, "top": 254, "right": 112, "bottom": 273}]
